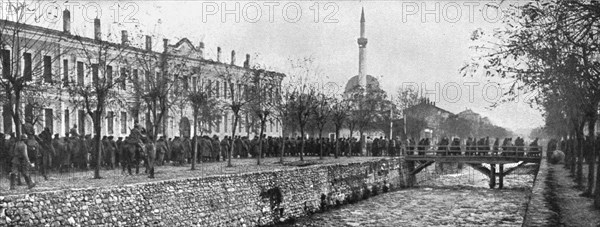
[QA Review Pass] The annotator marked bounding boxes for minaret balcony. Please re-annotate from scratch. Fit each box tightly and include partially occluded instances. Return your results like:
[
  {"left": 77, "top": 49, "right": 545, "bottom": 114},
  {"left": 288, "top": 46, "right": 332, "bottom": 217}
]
[{"left": 357, "top": 37, "right": 368, "bottom": 47}]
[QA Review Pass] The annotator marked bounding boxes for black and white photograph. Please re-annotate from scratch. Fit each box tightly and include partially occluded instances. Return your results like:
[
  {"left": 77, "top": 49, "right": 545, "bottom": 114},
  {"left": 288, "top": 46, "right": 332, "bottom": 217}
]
[{"left": 0, "top": 0, "right": 596, "bottom": 226}]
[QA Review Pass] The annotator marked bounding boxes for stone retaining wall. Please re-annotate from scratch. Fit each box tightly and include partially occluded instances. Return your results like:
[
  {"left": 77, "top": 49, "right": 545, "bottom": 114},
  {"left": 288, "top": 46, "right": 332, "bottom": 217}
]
[
  {"left": 0, "top": 158, "right": 408, "bottom": 226},
  {"left": 522, "top": 158, "right": 554, "bottom": 226}
]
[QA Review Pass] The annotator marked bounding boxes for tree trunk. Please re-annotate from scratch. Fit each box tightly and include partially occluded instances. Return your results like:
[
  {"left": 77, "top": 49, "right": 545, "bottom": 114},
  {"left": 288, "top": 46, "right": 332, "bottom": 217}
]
[
  {"left": 319, "top": 129, "right": 323, "bottom": 160},
  {"left": 571, "top": 135, "right": 577, "bottom": 176},
  {"left": 93, "top": 111, "right": 103, "bottom": 179},
  {"left": 191, "top": 109, "right": 198, "bottom": 170},
  {"left": 360, "top": 130, "right": 365, "bottom": 156},
  {"left": 565, "top": 134, "right": 572, "bottom": 171},
  {"left": 577, "top": 128, "right": 584, "bottom": 188},
  {"left": 586, "top": 116, "right": 596, "bottom": 197},
  {"left": 228, "top": 114, "right": 239, "bottom": 167},
  {"left": 257, "top": 119, "right": 265, "bottom": 165},
  {"left": 594, "top": 132, "right": 600, "bottom": 207},
  {"left": 334, "top": 127, "right": 340, "bottom": 159},
  {"left": 300, "top": 126, "right": 305, "bottom": 161},
  {"left": 279, "top": 134, "right": 286, "bottom": 164},
  {"left": 13, "top": 92, "right": 22, "bottom": 137}
]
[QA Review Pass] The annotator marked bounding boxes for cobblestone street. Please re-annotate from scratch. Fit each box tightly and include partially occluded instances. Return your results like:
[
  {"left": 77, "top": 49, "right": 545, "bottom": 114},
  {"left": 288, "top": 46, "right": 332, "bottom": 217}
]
[{"left": 284, "top": 164, "right": 535, "bottom": 227}]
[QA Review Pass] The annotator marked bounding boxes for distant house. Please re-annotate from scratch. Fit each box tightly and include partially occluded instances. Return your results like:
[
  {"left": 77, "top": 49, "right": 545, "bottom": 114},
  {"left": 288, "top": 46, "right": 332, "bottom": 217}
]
[{"left": 403, "top": 98, "right": 453, "bottom": 140}]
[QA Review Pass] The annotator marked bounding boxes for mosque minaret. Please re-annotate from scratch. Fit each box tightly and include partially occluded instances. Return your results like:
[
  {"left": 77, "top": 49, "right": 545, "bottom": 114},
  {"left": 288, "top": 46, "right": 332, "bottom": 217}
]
[{"left": 357, "top": 7, "right": 368, "bottom": 89}]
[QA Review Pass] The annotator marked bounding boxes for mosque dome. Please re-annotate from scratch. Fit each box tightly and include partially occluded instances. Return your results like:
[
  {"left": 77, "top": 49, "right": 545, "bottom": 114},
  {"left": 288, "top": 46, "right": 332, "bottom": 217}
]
[{"left": 344, "top": 75, "right": 381, "bottom": 93}]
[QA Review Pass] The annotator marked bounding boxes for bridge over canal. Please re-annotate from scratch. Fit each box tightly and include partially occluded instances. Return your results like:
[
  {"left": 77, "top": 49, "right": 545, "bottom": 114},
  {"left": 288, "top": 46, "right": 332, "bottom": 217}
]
[{"left": 404, "top": 146, "right": 542, "bottom": 189}]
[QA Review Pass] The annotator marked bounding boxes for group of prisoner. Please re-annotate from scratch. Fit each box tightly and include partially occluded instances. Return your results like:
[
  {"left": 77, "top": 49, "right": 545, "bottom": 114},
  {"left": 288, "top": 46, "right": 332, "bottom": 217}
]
[{"left": 0, "top": 120, "right": 542, "bottom": 190}]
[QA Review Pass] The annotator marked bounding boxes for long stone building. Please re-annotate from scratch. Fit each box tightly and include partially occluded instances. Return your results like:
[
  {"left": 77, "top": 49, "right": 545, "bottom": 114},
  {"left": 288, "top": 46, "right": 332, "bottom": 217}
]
[{"left": 0, "top": 10, "right": 284, "bottom": 139}]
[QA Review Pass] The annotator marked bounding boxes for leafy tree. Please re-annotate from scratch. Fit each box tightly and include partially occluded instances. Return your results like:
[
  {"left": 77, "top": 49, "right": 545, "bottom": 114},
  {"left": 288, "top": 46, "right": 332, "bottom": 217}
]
[{"left": 462, "top": 1, "right": 600, "bottom": 199}]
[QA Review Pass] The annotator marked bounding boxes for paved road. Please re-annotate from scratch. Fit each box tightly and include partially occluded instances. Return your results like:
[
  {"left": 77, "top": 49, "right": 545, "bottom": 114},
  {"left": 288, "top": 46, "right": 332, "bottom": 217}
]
[{"left": 284, "top": 164, "right": 535, "bottom": 227}]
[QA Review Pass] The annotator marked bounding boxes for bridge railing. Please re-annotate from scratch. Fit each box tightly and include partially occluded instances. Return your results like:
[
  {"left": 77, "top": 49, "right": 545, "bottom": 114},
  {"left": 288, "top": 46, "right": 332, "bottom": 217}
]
[{"left": 403, "top": 145, "right": 543, "bottom": 158}]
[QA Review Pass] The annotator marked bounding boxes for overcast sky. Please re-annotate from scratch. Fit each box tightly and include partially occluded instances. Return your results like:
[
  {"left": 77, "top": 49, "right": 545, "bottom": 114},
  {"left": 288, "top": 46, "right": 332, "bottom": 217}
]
[{"left": 21, "top": 0, "right": 543, "bottom": 132}]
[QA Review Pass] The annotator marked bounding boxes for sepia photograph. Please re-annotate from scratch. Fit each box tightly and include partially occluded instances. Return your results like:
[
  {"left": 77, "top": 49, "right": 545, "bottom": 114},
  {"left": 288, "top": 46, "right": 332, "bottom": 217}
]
[{"left": 0, "top": 0, "right": 596, "bottom": 226}]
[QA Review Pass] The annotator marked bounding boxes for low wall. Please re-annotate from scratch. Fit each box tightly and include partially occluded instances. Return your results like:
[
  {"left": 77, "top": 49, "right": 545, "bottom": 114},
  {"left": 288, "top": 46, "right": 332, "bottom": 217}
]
[
  {"left": 522, "top": 158, "right": 555, "bottom": 226},
  {"left": 0, "top": 158, "right": 409, "bottom": 226}
]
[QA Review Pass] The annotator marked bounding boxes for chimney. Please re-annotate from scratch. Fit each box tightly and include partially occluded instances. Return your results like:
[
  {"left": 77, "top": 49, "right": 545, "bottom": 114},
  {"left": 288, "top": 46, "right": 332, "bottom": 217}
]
[
  {"left": 163, "top": 38, "right": 169, "bottom": 53},
  {"left": 63, "top": 10, "right": 70, "bottom": 33},
  {"left": 217, "top": 47, "right": 221, "bottom": 62},
  {"left": 94, "top": 18, "right": 101, "bottom": 40},
  {"left": 121, "top": 30, "right": 128, "bottom": 45},
  {"left": 145, "top": 35, "right": 152, "bottom": 51},
  {"left": 231, "top": 50, "right": 236, "bottom": 65},
  {"left": 244, "top": 54, "right": 250, "bottom": 68},
  {"left": 198, "top": 42, "right": 205, "bottom": 58}
]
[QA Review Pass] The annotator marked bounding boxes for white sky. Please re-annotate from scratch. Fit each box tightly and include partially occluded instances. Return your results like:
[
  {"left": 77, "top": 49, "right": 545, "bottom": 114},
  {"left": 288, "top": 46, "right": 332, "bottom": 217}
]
[{"left": 14, "top": 0, "right": 544, "bottom": 132}]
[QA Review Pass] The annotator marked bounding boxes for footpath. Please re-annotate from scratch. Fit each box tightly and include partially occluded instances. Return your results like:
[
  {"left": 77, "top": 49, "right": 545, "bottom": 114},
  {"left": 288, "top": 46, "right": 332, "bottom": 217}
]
[{"left": 545, "top": 163, "right": 600, "bottom": 226}]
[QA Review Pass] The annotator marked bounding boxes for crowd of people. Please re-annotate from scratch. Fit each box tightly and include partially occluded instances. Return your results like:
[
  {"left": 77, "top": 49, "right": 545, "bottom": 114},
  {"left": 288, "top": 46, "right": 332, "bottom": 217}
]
[
  {"left": 0, "top": 119, "right": 543, "bottom": 190},
  {"left": 402, "top": 136, "right": 541, "bottom": 156}
]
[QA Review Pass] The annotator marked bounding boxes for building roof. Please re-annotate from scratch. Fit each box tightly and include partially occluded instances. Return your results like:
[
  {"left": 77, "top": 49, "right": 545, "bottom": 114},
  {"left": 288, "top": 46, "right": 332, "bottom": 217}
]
[
  {"left": 405, "top": 99, "right": 454, "bottom": 117},
  {"left": 0, "top": 19, "right": 284, "bottom": 77}
]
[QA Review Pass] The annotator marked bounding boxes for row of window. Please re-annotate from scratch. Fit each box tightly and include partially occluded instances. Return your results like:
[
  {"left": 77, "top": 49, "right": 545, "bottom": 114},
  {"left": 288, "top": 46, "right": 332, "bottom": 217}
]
[
  {"left": 1, "top": 106, "right": 280, "bottom": 137},
  {"left": 1, "top": 49, "right": 280, "bottom": 104}
]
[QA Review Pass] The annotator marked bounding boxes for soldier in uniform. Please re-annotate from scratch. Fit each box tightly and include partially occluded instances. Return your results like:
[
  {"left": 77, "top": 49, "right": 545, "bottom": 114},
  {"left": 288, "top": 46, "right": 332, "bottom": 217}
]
[
  {"left": 37, "top": 127, "right": 55, "bottom": 179},
  {"left": 116, "top": 137, "right": 123, "bottom": 167},
  {"left": 69, "top": 124, "right": 79, "bottom": 138},
  {"left": 144, "top": 135, "right": 156, "bottom": 178},
  {"left": 0, "top": 133, "right": 8, "bottom": 176},
  {"left": 220, "top": 136, "right": 231, "bottom": 161},
  {"left": 211, "top": 135, "right": 221, "bottom": 162},
  {"left": 10, "top": 134, "right": 36, "bottom": 189},
  {"left": 129, "top": 121, "right": 145, "bottom": 152},
  {"left": 450, "top": 137, "right": 461, "bottom": 156},
  {"left": 156, "top": 136, "right": 168, "bottom": 165},
  {"left": 102, "top": 136, "right": 114, "bottom": 169}
]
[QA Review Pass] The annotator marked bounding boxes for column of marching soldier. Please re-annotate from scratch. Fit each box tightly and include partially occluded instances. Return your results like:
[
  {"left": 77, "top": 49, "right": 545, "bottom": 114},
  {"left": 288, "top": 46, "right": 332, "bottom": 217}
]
[{"left": 0, "top": 121, "right": 545, "bottom": 190}]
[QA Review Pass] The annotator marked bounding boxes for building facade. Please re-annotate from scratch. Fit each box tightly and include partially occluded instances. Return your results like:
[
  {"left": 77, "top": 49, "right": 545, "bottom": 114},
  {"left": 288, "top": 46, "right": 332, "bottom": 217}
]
[{"left": 0, "top": 10, "right": 284, "bottom": 139}]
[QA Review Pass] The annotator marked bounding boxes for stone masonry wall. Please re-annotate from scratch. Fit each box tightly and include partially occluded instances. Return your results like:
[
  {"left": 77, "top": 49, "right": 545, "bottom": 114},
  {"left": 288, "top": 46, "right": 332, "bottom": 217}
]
[
  {"left": 0, "top": 158, "right": 408, "bottom": 226},
  {"left": 522, "top": 158, "right": 554, "bottom": 226}
]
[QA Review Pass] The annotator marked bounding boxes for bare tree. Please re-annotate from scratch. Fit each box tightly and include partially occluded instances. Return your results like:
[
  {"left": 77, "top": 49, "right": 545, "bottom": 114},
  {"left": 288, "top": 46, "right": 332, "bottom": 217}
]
[
  {"left": 247, "top": 69, "right": 280, "bottom": 165},
  {"left": 216, "top": 63, "right": 251, "bottom": 167},
  {"left": 130, "top": 38, "right": 189, "bottom": 143},
  {"left": 330, "top": 96, "right": 350, "bottom": 158},
  {"left": 186, "top": 86, "right": 222, "bottom": 170},
  {"left": 0, "top": 1, "right": 74, "bottom": 137},
  {"left": 286, "top": 57, "right": 322, "bottom": 161},
  {"left": 65, "top": 32, "right": 128, "bottom": 179},
  {"left": 346, "top": 84, "right": 389, "bottom": 155},
  {"left": 311, "top": 91, "right": 332, "bottom": 159},
  {"left": 273, "top": 82, "right": 293, "bottom": 163}
]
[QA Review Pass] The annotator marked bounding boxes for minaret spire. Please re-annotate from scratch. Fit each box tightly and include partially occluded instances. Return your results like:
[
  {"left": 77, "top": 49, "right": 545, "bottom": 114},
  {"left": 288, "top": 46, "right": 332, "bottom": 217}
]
[
  {"left": 357, "top": 7, "right": 368, "bottom": 90},
  {"left": 361, "top": 7, "right": 365, "bottom": 23}
]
